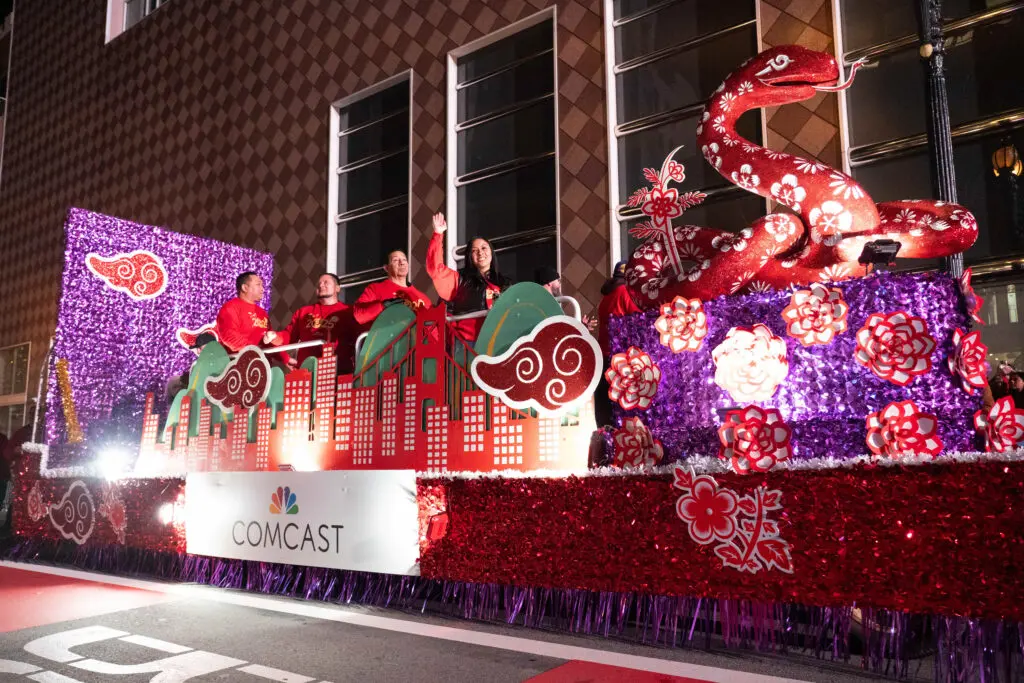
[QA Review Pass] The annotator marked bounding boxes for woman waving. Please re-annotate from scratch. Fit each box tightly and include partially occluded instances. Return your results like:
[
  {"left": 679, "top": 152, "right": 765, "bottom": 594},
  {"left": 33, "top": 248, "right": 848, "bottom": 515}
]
[{"left": 425, "top": 212, "right": 512, "bottom": 343}]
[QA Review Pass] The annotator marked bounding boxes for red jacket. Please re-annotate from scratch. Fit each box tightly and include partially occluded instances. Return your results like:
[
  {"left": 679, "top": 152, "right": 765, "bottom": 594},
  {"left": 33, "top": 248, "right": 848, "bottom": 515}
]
[
  {"left": 276, "top": 301, "right": 356, "bottom": 371},
  {"left": 215, "top": 297, "right": 271, "bottom": 352},
  {"left": 598, "top": 282, "right": 641, "bottom": 356},
  {"left": 353, "top": 279, "right": 430, "bottom": 325},
  {"left": 425, "top": 232, "right": 503, "bottom": 343}
]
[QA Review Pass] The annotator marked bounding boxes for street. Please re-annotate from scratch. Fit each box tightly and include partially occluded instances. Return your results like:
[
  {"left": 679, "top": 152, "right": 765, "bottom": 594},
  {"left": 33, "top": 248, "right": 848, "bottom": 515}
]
[{"left": 0, "top": 562, "right": 903, "bottom": 683}]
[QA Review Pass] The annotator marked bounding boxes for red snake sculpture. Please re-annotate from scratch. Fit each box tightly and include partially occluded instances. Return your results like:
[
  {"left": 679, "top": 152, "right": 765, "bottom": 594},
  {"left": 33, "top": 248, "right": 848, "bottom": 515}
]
[{"left": 625, "top": 45, "right": 978, "bottom": 306}]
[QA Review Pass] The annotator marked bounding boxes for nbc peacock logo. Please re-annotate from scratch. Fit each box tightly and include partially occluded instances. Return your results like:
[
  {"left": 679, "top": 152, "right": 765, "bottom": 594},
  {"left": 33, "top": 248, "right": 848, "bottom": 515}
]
[{"left": 269, "top": 486, "right": 299, "bottom": 515}]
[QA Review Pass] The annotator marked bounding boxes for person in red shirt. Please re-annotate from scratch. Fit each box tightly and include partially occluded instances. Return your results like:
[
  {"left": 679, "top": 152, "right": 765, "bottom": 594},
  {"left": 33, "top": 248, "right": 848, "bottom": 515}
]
[
  {"left": 273, "top": 273, "right": 357, "bottom": 373},
  {"left": 215, "top": 272, "right": 276, "bottom": 353},
  {"left": 596, "top": 261, "right": 641, "bottom": 427},
  {"left": 426, "top": 213, "right": 512, "bottom": 343},
  {"left": 353, "top": 251, "right": 430, "bottom": 325}
]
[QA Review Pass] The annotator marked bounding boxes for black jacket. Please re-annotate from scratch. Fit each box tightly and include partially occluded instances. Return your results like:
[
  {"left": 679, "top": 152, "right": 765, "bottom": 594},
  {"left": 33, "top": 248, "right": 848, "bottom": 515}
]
[{"left": 447, "top": 267, "right": 513, "bottom": 316}]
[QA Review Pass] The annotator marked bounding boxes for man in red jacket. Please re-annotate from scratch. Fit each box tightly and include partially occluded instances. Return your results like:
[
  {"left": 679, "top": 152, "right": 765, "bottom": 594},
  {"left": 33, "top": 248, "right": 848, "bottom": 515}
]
[
  {"left": 353, "top": 251, "right": 430, "bottom": 325},
  {"left": 215, "top": 272, "right": 276, "bottom": 353},
  {"left": 273, "top": 273, "right": 357, "bottom": 372}
]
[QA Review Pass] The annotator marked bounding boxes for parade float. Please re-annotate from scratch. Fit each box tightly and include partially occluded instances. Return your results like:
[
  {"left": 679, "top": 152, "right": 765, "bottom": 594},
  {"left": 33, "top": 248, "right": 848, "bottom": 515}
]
[{"left": 6, "top": 46, "right": 1024, "bottom": 681}]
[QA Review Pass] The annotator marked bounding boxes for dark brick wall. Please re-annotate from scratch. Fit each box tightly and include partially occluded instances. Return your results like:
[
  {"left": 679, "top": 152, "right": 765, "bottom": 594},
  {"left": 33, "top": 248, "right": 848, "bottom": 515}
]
[{"left": 0, "top": 0, "right": 610, "bottom": 394}]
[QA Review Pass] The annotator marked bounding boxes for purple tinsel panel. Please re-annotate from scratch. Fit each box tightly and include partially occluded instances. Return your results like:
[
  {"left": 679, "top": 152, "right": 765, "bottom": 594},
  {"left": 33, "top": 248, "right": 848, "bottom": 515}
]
[
  {"left": 607, "top": 271, "right": 983, "bottom": 461},
  {"left": 45, "top": 208, "right": 274, "bottom": 449}
]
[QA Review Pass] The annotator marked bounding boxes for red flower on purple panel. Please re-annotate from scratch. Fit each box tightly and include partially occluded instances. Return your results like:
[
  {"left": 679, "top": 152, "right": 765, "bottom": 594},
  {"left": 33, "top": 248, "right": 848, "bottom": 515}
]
[
  {"left": 781, "top": 283, "right": 848, "bottom": 347},
  {"left": 948, "top": 328, "right": 988, "bottom": 395},
  {"left": 854, "top": 311, "right": 935, "bottom": 386},
  {"left": 717, "top": 406, "right": 793, "bottom": 474},
  {"left": 865, "top": 400, "right": 943, "bottom": 459},
  {"left": 612, "top": 417, "right": 665, "bottom": 469},
  {"left": 974, "top": 397, "right": 1024, "bottom": 453},
  {"left": 654, "top": 296, "right": 708, "bottom": 353},
  {"left": 605, "top": 347, "right": 662, "bottom": 411}
]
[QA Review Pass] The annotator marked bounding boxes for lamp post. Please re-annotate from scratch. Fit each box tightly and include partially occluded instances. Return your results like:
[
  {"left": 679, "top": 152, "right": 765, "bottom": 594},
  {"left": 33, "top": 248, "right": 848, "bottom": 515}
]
[
  {"left": 992, "top": 139, "right": 1023, "bottom": 241},
  {"left": 917, "top": 0, "right": 963, "bottom": 278}
]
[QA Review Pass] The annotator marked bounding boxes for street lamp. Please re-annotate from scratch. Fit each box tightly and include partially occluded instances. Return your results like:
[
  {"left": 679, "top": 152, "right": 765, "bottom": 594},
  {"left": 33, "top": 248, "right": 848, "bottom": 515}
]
[
  {"left": 992, "top": 138, "right": 1023, "bottom": 239},
  {"left": 992, "top": 140, "right": 1023, "bottom": 178}
]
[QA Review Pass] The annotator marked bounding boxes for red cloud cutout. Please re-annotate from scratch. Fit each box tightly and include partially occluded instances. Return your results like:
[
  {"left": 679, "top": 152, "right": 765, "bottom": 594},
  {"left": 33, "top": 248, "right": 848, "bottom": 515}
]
[
  {"left": 86, "top": 250, "right": 169, "bottom": 300},
  {"left": 471, "top": 316, "right": 602, "bottom": 417},
  {"left": 204, "top": 346, "right": 272, "bottom": 414},
  {"left": 176, "top": 322, "right": 219, "bottom": 353}
]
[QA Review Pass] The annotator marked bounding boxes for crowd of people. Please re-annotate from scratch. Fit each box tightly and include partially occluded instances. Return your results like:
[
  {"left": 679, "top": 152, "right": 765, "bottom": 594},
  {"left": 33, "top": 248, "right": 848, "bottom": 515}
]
[{"left": 206, "top": 212, "right": 637, "bottom": 378}]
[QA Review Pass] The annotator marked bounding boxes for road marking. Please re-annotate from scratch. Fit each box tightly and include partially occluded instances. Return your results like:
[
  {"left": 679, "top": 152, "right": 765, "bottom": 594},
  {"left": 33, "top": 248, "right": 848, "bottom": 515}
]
[
  {"left": 2, "top": 561, "right": 810, "bottom": 683},
  {"left": 119, "top": 634, "right": 192, "bottom": 654},
  {"left": 237, "top": 663, "right": 316, "bottom": 682}
]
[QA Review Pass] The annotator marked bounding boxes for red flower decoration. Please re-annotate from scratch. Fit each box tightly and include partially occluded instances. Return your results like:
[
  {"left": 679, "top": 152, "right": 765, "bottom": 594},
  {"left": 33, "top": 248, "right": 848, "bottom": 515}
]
[
  {"left": 665, "top": 160, "right": 686, "bottom": 182},
  {"left": 854, "top": 311, "right": 935, "bottom": 386},
  {"left": 612, "top": 417, "right": 665, "bottom": 469},
  {"left": 865, "top": 400, "right": 943, "bottom": 458},
  {"left": 718, "top": 406, "right": 792, "bottom": 474},
  {"left": 99, "top": 486, "right": 128, "bottom": 545},
  {"left": 672, "top": 467, "right": 793, "bottom": 574},
  {"left": 959, "top": 268, "right": 985, "bottom": 326},
  {"left": 674, "top": 474, "right": 739, "bottom": 543},
  {"left": 640, "top": 187, "right": 683, "bottom": 223},
  {"left": 974, "top": 396, "right": 1024, "bottom": 453},
  {"left": 780, "top": 283, "right": 848, "bottom": 347},
  {"left": 712, "top": 324, "right": 789, "bottom": 403},
  {"left": 26, "top": 481, "right": 47, "bottom": 522},
  {"left": 605, "top": 347, "right": 662, "bottom": 410},
  {"left": 947, "top": 328, "right": 988, "bottom": 395},
  {"left": 653, "top": 296, "right": 708, "bottom": 353}
]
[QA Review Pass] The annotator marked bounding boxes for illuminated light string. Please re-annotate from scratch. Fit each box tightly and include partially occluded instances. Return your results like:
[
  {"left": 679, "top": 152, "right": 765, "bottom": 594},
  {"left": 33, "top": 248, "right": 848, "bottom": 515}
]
[{"left": 54, "top": 358, "right": 84, "bottom": 444}]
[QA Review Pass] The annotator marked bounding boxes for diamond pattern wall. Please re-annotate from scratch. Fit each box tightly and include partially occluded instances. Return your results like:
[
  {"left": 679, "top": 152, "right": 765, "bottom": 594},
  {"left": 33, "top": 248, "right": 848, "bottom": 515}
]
[
  {"left": 759, "top": 0, "right": 843, "bottom": 171},
  {"left": 0, "top": 0, "right": 610, "bottom": 395}
]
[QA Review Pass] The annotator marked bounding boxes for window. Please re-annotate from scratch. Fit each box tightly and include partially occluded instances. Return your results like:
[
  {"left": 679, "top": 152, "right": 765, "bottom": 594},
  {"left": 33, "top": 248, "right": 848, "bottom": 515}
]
[
  {"left": 447, "top": 12, "right": 559, "bottom": 285},
  {"left": 106, "top": 0, "right": 171, "bottom": 41},
  {"left": 839, "top": 0, "right": 1024, "bottom": 263},
  {"left": 327, "top": 73, "right": 412, "bottom": 304},
  {"left": 0, "top": 343, "right": 28, "bottom": 437},
  {"left": 605, "top": 0, "right": 763, "bottom": 262},
  {"left": 838, "top": 0, "right": 1024, "bottom": 373}
]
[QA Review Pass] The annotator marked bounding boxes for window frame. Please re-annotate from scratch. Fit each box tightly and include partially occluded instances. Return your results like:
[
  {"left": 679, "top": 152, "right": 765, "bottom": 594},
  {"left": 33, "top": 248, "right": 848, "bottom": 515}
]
[
  {"left": 837, "top": 1, "right": 1024, "bottom": 171},
  {"left": 603, "top": 0, "right": 767, "bottom": 265},
  {"left": 834, "top": 0, "right": 1024, "bottom": 272},
  {"left": 0, "top": 341, "right": 30, "bottom": 436},
  {"left": 326, "top": 70, "right": 414, "bottom": 299},
  {"left": 444, "top": 7, "right": 561, "bottom": 272},
  {"left": 105, "top": 0, "right": 171, "bottom": 42}
]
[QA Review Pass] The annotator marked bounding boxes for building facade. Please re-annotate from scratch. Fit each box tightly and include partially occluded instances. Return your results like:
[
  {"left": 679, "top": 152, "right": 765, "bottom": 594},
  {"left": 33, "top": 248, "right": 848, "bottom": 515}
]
[{"left": 0, "top": 0, "right": 1021, "bottom": 437}]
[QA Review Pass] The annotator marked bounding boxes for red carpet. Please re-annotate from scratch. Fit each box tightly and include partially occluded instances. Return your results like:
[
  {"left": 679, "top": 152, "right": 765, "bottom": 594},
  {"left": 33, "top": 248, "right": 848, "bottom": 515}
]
[
  {"left": 528, "top": 660, "right": 718, "bottom": 683},
  {"left": 0, "top": 566, "right": 173, "bottom": 632}
]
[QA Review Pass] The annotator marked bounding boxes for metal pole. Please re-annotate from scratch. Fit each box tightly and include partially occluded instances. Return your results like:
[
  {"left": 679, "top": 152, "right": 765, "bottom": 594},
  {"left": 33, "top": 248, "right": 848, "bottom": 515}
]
[{"left": 917, "top": 0, "right": 964, "bottom": 278}]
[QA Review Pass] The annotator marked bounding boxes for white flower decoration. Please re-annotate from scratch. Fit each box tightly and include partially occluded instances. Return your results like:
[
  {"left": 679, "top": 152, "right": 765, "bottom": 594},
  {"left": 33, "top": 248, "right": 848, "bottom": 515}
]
[
  {"left": 828, "top": 173, "right": 865, "bottom": 200},
  {"left": 769, "top": 174, "right": 806, "bottom": 211},
  {"left": 712, "top": 324, "right": 789, "bottom": 403},
  {"left": 795, "top": 159, "right": 828, "bottom": 174},
  {"left": 808, "top": 200, "right": 853, "bottom": 242},
  {"left": 702, "top": 142, "right": 722, "bottom": 169},
  {"left": 712, "top": 228, "right": 753, "bottom": 253},
  {"left": 731, "top": 164, "right": 760, "bottom": 190}
]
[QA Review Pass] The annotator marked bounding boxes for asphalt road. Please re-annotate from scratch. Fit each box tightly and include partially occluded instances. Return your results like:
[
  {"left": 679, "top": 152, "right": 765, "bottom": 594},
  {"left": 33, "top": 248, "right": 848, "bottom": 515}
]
[{"left": 0, "top": 562, "right": 927, "bottom": 683}]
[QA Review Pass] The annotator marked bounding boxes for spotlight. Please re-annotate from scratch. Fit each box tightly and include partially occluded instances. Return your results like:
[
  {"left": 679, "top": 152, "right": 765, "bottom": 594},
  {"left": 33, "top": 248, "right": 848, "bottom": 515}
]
[
  {"left": 858, "top": 239, "right": 902, "bottom": 266},
  {"left": 158, "top": 503, "right": 174, "bottom": 525},
  {"left": 96, "top": 448, "right": 131, "bottom": 480}
]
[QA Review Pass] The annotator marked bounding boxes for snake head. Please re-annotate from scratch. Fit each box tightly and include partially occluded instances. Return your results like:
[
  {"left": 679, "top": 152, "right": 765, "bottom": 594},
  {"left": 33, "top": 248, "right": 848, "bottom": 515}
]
[{"left": 736, "top": 46, "right": 842, "bottom": 106}]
